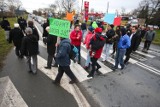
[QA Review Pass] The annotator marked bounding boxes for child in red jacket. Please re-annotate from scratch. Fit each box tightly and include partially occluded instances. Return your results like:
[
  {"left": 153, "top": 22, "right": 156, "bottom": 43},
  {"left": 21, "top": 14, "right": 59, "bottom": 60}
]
[{"left": 83, "top": 26, "right": 94, "bottom": 70}]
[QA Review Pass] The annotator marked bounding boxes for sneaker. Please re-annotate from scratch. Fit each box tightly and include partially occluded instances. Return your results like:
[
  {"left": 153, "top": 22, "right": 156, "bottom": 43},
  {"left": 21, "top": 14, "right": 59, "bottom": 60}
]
[
  {"left": 69, "top": 80, "right": 77, "bottom": 84},
  {"left": 52, "top": 64, "right": 58, "bottom": 67},
  {"left": 44, "top": 66, "right": 51, "bottom": 69},
  {"left": 87, "top": 74, "right": 94, "bottom": 78},
  {"left": 96, "top": 66, "right": 101, "bottom": 71},
  {"left": 112, "top": 66, "right": 118, "bottom": 71}
]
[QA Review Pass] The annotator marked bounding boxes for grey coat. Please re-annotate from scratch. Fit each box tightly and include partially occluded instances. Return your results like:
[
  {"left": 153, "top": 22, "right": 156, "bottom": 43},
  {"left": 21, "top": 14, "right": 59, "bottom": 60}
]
[{"left": 145, "top": 30, "right": 156, "bottom": 41}]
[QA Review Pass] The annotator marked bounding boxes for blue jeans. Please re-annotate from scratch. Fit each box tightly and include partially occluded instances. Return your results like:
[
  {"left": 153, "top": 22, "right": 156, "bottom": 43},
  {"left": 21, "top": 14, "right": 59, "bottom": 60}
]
[
  {"left": 85, "top": 50, "right": 91, "bottom": 66},
  {"left": 115, "top": 48, "right": 126, "bottom": 68},
  {"left": 75, "top": 46, "right": 81, "bottom": 63}
]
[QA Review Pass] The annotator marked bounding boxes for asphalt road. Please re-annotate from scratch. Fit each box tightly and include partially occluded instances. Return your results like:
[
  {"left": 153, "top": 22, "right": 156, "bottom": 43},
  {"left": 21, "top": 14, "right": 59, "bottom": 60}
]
[{"left": 0, "top": 15, "right": 160, "bottom": 107}]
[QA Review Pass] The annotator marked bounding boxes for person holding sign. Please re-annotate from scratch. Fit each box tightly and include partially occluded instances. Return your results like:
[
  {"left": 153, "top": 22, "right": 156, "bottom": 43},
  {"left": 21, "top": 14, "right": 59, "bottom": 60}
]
[{"left": 70, "top": 25, "right": 82, "bottom": 64}]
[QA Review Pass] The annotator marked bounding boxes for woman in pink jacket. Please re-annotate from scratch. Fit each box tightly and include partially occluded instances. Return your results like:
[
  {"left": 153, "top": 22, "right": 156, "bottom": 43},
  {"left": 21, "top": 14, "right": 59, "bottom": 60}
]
[{"left": 83, "top": 26, "right": 94, "bottom": 70}]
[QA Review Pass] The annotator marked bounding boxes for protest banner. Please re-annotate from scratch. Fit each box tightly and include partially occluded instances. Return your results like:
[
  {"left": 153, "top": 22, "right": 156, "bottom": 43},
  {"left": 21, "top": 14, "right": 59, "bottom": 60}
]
[
  {"left": 49, "top": 18, "right": 70, "bottom": 38},
  {"left": 66, "top": 12, "right": 73, "bottom": 21},
  {"left": 104, "top": 13, "right": 116, "bottom": 24},
  {"left": 113, "top": 17, "right": 122, "bottom": 26}
]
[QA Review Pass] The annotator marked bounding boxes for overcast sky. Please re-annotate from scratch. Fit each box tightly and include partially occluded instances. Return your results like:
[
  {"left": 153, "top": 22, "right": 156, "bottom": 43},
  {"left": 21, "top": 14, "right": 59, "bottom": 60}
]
[{"left": 21, "top": 0, "right": 143, "bottom": 13}]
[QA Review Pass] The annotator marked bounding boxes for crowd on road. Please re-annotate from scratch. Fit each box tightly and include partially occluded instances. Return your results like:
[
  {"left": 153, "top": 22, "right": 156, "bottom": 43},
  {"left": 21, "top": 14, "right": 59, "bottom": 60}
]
[{"left": 0, "top": 16, "right": 156, "bottom": 85}]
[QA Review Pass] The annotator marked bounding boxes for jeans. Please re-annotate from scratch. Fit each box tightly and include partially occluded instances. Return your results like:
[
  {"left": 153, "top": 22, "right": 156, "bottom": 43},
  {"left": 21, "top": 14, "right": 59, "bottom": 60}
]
[
  {"left": 82, "top": 30, "right": 87, "bottom": 40},
  {"left": 75, "top": 46, "right": 81, "bottom": 63},
  {"left": 26, "top": 55, "right": 37, "bottom": 73},
  {"left": 115, "top": 48, "right": 126, "bottom": 68},
  {"left": 89, "top": 57, "right": 101, "bottom": 76},
  {"left": 85, "top": 50, "right": 91, "bottom": 66},
  {"left": 55, "top": 66, "right": 77, "bottom": 83},
  {"left": 103, "top": 44, "right": 112, "bottom": 61}
]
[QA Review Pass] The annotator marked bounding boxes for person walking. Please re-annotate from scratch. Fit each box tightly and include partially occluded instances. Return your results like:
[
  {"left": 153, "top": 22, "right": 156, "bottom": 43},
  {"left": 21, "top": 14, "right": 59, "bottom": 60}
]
[
  {"left": 87, "top": 27, "right": 105, "bottom": 77},
  {"left": 83, "top": 26, "right": 94, "bottom": 70},
  {"left": 21, "top": 27, "right": 39, "bottom": 74},
  {"left": 102, "top": 24, "right": 115, "bottom": 62},
  {"left": 9, "top": 23, "right": 24, "bottom": 58},
  {"left": 142, "top": 26, "right": 156, "bottom": 52},
  {"left": 124, "top": 26, "right": 140, "bottom": 64},
  {"left": 1, "top": 16, "right": 11, "bottom": 41},
  {"left": 44, "top": 27, "right": 58, "bottom": 69},
  {"left": 70, "top": 25, "right": 82, "bottom": 64},
  {"left": 18, "top": 17, "right": 27, "bottom": 32},
  {"left": 28, "top": 21, "right": 39, "bottom": 41},
  {"left": 53, "top": 37, "right": 77, "bottom": 85},
  {"left": 111, "top": 26, "right": 121, "bottom": 55},
  {"left": 112, "top": 28, "right": 131, "bottom": 70},
  {"left": 137, "top": 26, "right": 146, "bottom": 48}
]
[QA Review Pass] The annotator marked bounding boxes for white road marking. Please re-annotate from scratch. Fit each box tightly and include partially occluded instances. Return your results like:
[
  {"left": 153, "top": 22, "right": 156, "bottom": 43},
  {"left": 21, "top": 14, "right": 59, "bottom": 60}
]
[
  {"left": 0, "top": 76, "right": 28, "bottom": 107},
  {"left": 37, "top": 55, "right": 91, "bottom": 107},
  {"left": 135, "top": 50, "right": 155, "bottom": 58}
]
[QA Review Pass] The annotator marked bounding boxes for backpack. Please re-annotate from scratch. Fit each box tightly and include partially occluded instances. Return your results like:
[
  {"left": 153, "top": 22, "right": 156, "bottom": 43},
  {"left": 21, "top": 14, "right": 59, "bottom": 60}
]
[
  {"left": 69, "top": 44, "right": 79, "bottom": 63},
  {"left": 91, "top": 34, "right": 105, "bottom": 51}
]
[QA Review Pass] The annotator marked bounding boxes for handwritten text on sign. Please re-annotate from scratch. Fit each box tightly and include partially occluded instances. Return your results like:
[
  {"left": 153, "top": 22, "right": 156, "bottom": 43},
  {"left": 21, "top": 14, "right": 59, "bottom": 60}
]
[{"left": 49, "top": 18, "right": 70, "bottom": 38}]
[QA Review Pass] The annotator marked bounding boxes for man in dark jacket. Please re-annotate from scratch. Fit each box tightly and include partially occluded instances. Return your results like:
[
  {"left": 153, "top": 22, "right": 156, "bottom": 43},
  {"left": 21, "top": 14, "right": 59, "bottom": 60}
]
[
  {"left": 124, "top": 26, "right": 140, "bottom": 64},
  {"left": 1, "top": 16, "right": 11, "bottom": 41},
  {"left": 81, "top": 21, "right": 87, "bottom": 40},
  {"left": 53, "top": 38, "right": 77, "bottom": 85},
  {"left": 102, "top": 24, "right": 115, "bottom": 62},
  {"left": 18, "top": 17, "right": 27, "bottom": 32},
  {"left": 9, "top": 23, "right": 24, "bottom": 58},
  {"left": 21, "top": 27, "right": 39, "bottom": 74},
  {"left": 44, "top": 26, "right": 58, "bottom": 69}
]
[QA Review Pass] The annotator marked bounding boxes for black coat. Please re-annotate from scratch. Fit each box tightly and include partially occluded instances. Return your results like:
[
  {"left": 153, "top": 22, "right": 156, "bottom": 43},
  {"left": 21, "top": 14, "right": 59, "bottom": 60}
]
[
  {"left": 9, "top": 28, "right": 24, "bottom": 48},
  {"left": 129, "top": 32, "right": 140, "bottom": 51},
  {"left": 21, "top": 34, "right": 39, "bottom": 56},
  {"left": 42, "top": 23, "right": 49, "bottom": 37},
  {"left": 106, "top": 29, "right": 115, "bottom": 44},
  {"left": 46, "top": 34, "right": 57, "bottom": 55},
  {"left": 1, "top": 20, "right": 10, "bottom": 31}
]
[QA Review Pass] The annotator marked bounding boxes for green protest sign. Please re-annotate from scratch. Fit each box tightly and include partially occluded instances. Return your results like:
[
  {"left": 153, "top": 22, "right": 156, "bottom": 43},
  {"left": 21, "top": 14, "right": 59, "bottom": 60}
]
[{"left": 49, "top": 18, "right": 70, "bottom": 38}]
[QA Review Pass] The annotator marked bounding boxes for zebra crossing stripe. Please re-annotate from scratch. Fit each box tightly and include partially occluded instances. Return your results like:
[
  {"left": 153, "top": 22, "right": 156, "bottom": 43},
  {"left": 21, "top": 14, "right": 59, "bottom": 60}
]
[{"left": 0, "top": 76, "right": 28, "bottom": 107}]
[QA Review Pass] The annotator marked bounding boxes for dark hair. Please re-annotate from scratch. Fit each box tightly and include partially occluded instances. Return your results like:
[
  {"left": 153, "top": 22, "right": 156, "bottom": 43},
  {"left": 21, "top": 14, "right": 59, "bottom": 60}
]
[
  {"left": 74, "top": 24, "right": 80, "bottom": 29},
  {"left": 28, "top": 21, "right": 33, "bottom": 27},
  {"left": 120, "top": 27, "right": 127, "bottom": 36},
  {"left": 132, "top": 26, "right": 138, "bottom": 30},
  {"left": 109, "top": 24, "right": 114, "bottom": 29}
]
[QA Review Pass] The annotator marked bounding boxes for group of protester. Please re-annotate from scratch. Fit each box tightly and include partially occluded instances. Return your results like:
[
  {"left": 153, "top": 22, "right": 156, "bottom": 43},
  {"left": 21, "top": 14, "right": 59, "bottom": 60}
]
[{"left": 0, "top": 16, "right": 156, "bottom": 85}]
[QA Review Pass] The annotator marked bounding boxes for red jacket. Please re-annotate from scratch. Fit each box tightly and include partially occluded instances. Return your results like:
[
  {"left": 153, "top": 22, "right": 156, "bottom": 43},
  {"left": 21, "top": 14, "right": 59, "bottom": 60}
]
[
  {"left": 70, "top": 30, "right": 82, "bottom": 46},
  {"left": 90, "top": 34, "right": 105, "bottom": 59},
  {"left": 84, "top": 32, "right": 93, "bottom": 49}
]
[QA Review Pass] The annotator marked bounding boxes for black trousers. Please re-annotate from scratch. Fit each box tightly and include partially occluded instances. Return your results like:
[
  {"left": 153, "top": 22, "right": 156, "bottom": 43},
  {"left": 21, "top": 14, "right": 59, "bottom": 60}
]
[
  {"left": 55, "top": 66, "right": 77, "bottom": 83},
  {"left": 47, "top": 54, "right": 54, "bottom": 67},
  {"left": 144, "top": 40, "right": 152, "bottom": 50},
  {"left": 15, "top": 46, "right": 21, "bottom": 57},
  {"left": 124, "top": 48, "right": 132, "bottom": 64},
  {"left": 89, "top": 57, "right": 101, "bottom": 76}
]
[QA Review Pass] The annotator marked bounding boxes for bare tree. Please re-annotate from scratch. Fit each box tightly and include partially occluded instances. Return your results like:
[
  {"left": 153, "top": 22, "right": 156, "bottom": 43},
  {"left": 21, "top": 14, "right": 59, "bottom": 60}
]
[
  {"left": 55, "top": 0, "right": 78, "bottom": 13},
  {"left": 0, "top": 0, "right": 8, "bottom": 17},
  {"left": 90, "top": 8, "right": 94, "bottom": 13},
  {"left": 121, "top": 7, "right": 126, "bottom": 15}
]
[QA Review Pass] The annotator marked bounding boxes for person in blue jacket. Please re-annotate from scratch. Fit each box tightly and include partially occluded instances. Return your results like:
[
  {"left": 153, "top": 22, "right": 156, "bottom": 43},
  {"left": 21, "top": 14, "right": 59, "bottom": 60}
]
[{"left": 112, "top": 27, "right": 131, "bottom": 70}]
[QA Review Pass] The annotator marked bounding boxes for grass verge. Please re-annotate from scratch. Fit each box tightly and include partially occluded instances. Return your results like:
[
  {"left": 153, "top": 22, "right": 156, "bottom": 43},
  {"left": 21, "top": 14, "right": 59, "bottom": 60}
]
[{"left": 153, "top": 30, "right": 160, "bottom": 45}]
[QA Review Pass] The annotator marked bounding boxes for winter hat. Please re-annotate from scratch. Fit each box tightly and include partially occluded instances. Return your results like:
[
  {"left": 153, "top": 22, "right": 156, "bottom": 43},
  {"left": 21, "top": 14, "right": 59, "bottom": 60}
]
[
  {"left": 14, "top": 23, "right": 19, "bottom": 28},
  {"left": 88, "top": 26, "right": 94, "bottom": 32},
  {"left": 94, "top": 27, "right": 102, "bottom": 33},
  {"left": 45, "top": 26, "right": 50, "bottom": 32}
]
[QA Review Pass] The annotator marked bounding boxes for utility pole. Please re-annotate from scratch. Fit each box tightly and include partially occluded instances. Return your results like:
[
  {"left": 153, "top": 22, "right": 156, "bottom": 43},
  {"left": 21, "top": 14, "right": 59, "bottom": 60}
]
[
  {"left": 81, "top": 0, "right": 83, "bottom": 14},
  {"left": 106, "top": 2, "right": 109, "bottom": 14}
]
